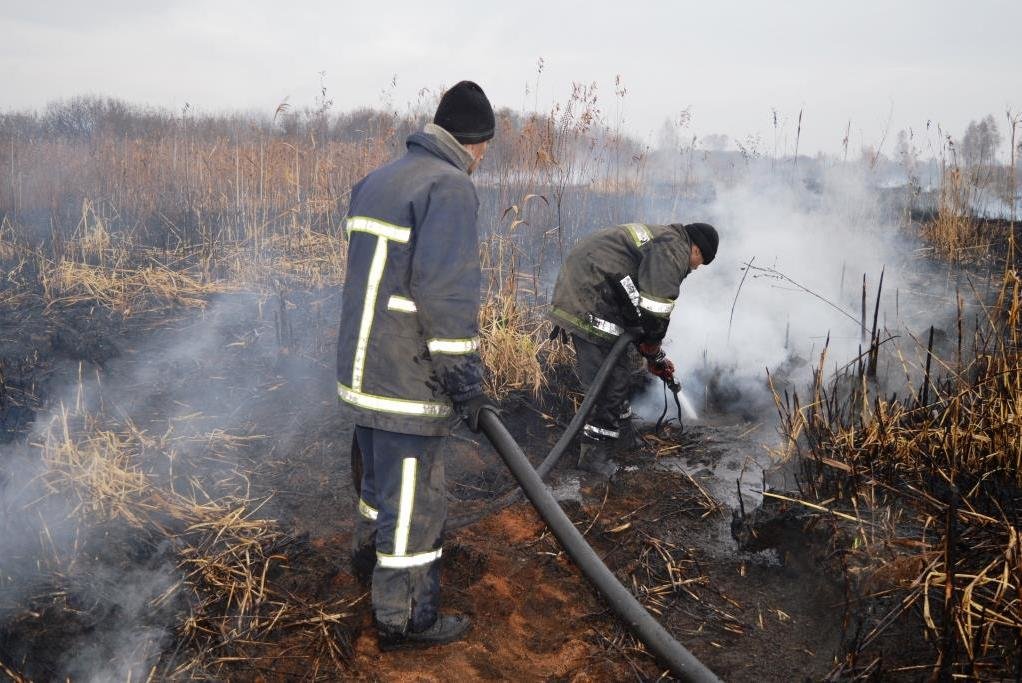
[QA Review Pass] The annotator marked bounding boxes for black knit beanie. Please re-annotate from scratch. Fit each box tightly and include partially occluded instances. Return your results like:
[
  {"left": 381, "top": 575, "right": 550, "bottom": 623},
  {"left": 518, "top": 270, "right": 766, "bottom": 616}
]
[
  {"left": 433, "top": 80, "right": 495, "bottom": 144},
  {"left": 684, "top": 223, "right": 719, "bottom": 264}
]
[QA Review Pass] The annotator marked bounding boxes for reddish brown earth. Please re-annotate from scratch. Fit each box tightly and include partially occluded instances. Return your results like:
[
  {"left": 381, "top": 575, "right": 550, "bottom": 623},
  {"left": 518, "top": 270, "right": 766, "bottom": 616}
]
[{"left": 260, "top": 425, "right": 849, "bottom": 682}]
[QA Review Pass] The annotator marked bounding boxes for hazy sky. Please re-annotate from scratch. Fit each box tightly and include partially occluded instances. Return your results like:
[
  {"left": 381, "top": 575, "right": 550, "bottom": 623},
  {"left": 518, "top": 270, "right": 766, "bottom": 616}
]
[{"left": 2, "top": 0, "right": 1019, "bottom": 155}]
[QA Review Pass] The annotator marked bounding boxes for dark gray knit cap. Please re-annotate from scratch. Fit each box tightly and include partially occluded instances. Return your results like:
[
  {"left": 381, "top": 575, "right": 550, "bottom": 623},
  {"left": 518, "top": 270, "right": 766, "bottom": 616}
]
[
  {"left": 684, "top": 223, "right": 718, "bottom": 264},
  {"left": 433, "top": 80, "right": 495, "bottom": 144}
]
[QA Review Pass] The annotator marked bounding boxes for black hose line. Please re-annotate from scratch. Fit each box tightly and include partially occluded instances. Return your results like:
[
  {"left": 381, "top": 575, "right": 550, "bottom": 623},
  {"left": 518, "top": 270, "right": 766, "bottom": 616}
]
[
  {"left": 654, "top": 380, "right": 685, "bottom": 434},
  {"left": 477, "top": 409, "right": 720, "bottom": 682},
  {"left": 445, "top": 330, "right": 639, "bottom": 530}
]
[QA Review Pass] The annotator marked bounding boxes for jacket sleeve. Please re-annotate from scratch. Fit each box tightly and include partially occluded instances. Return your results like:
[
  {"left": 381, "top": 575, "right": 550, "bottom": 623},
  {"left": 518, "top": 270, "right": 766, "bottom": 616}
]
[
  {"left": 635, "top": 234, "right": 691, "bottom": 343},
  {"left": 409, "top": 176, "right": 485, "bottom": 402}
]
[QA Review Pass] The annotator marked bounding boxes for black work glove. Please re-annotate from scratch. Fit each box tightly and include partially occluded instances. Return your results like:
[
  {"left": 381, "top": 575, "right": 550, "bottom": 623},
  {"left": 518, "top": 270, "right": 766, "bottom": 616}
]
[
  {"left": 454, "top": 393, "right": 500, "bottom": 433},
  {"left": 548, "top": 325, "right": 569, "bottom": 344}
]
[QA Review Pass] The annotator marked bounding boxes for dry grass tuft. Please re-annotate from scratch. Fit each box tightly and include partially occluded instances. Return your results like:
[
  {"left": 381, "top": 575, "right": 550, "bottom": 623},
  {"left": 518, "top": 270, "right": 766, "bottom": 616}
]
[
  {"left": 478, "top": 224, "right": 577, "bottom": 400},
  {"left": 0, "top": 216, "right": 20, "bottom": 261},
  {"left": 919, "top": 168, "right": 990, "bottom": 261},
  {"left": 226, "top": 227, "right": 346, "bottom": 289},
  {"left": 41, "top": 259, "right": 234, "bottom": 314},
  {"left": 13, "top": 390, "right": 359, "bottom": 679},
  {"left": 479, "top": 287, "right": 549, "bottom": 399},
  {"left": 39, "top": 406, "right": 151, "bottom": 525},
  {"left": 26, "top": 223, "right": 345, "bottom": 317}
]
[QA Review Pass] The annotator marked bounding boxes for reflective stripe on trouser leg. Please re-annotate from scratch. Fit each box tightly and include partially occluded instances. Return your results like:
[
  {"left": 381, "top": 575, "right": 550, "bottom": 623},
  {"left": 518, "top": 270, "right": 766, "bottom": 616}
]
[
  {"left": 359, "top": 498, "right": 379, "bottom": 520},
  {"left": 584, "top": 423, "right": 620, "bottom": 440},
  {"left": 370, "top": 429, "right": 447, "bottom": 633},
  {"left": 392, "top": 458, "right": 417, "bottom": 556}
]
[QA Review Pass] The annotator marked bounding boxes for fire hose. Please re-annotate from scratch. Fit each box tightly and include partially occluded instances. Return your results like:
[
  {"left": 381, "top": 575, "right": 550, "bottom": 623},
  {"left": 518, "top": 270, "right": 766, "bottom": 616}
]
[
  {"left": 349, "top": 329, "right": 720, "bottom": 681},
  {"left": 655, "top": 378, "right": 685, "bottom": 433},
  {"left": 651, "top": 366, "right": 685, "bottom": 434},
  {"left": 446, "top": 330, "right": 640, "bottom": 529},
  {"left": 477, "top": 408, "right": 719, "bottom": 682}
]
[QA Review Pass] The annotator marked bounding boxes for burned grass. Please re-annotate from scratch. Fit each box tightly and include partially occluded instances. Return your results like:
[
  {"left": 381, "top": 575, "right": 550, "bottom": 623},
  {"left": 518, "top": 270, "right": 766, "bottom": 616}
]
[
  {"left": 2, "top": 97, "right": 1019, "bottom": 679},
  {"left": 558, "top": 457, "right": 845, "bottom": 681},
  {"left": 1, "top": 386, "right": 360, "bottom": 680},
  {"left": 0, "top": 236, "right": 355, "bottom": 679},
  {"left": 0, "top": 276, "right": 848, "bottom": 681},
  {"left": 753, "top": 256, "right": 1022, "bottom": 678}
]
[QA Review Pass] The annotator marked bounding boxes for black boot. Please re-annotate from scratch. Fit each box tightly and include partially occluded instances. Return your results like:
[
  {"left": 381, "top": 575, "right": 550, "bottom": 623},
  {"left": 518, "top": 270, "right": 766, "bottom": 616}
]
[
  {"left": 377, "top": 614, "right": 472, "bottom": 651},
  {"left": 577, "top": 440, "right": 618, "bottom": 478}
]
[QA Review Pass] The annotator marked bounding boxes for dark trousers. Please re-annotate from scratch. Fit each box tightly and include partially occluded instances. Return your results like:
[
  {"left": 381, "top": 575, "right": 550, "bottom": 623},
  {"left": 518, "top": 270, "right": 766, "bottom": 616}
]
[
  {"left": 352, "top": 426, "right": 447, "bottom": 633},
  {"left": 572, "top": 334, "right": 632, "bottom": 441}
]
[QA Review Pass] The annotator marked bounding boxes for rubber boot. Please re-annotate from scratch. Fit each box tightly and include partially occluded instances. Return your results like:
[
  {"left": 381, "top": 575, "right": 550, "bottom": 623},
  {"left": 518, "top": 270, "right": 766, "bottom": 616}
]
[
  {"left": 577, "top": 440, "right": 619, "bottom": 478},
  {"left": 377, "top": 614, "right": 472, "bottom": 652}
]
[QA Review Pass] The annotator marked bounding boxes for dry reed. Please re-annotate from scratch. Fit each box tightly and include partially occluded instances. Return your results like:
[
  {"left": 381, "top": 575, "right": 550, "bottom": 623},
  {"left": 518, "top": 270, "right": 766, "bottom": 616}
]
[
  {"left": 771, "top": 258, "right": 1022, "bottom": 678},
  {"left": 14, "top": 389, "right": 359, "bottom": 679}
]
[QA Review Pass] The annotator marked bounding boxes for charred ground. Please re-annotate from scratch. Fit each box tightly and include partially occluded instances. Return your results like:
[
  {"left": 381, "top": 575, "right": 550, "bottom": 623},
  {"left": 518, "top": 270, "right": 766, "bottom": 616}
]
[
  {"left": 1, "top": 99, "right": 1019, "bottom": 680},
  {"left": 0, "top": 277, "right": 892, "bottom": 681}
]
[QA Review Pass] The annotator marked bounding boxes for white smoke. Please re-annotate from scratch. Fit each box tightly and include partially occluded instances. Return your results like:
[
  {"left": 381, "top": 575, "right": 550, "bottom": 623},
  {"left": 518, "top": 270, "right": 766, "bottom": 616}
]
[
  {"left": 649, "top": 162, "right": 961, "bottom": 423},
  {"left": 0, "top": 289, "right": 337, "bottom": 680}
]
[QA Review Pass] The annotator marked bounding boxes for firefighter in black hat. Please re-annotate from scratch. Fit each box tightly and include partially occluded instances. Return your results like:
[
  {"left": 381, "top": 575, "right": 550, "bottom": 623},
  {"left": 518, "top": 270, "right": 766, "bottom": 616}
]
[
  {"left": 548, "top": 222, "right": 719, "bottom": 477},
  {"left": 339, "top": 80, "right": 498, "bottom": 650}
]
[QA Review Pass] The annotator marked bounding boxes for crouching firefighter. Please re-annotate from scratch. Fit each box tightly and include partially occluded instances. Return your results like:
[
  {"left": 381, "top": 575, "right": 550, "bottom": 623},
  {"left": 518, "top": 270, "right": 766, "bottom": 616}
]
[
  {"left": 337, "top": 81, "right": 499, "bottom": 651},
  {"left": 547, "top": 222, "right": 719, "bottom": 478}
]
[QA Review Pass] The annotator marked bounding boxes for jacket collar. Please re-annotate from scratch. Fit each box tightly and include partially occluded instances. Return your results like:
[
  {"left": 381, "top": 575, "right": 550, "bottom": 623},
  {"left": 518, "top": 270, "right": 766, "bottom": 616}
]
[{"left": 406, "top": 123, "right": 473, "bottom": 173}]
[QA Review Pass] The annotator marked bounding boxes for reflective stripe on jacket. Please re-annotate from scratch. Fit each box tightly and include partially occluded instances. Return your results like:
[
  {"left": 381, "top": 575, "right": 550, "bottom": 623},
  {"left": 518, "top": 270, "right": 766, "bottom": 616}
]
[
  {"left": 548, "top": 223, "right": 692, "bottom": 344},
  {"left": 336, "top": 126, "right": 484, "bottom": 436}
]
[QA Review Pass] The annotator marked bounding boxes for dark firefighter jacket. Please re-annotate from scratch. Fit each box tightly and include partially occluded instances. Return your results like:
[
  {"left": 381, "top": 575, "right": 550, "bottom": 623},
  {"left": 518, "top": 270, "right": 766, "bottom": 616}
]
[
  {"left": 548, "top": 223, "right": 693, "bottom": 345},
  {"left": 336, "top": 124, "right": 484, "bottom": 437}
]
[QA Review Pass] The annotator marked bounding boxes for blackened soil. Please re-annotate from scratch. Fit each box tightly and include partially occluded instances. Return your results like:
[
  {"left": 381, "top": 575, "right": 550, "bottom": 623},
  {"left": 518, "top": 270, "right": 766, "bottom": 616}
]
[
  {"left": 0, "top": 297, "right": 171, "bottom": 441},
  {"left": 0, "top": 286, "right": 893, "bottom": 681}
]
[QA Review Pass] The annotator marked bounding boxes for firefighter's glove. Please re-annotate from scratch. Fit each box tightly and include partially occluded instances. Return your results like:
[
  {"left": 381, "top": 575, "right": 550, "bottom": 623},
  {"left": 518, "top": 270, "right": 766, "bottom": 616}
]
[
  {"left": 638, "top": 343, "right": 676, "bottom": 381},
  {"left": 649, "top": 357, "right": 676, "bottom": 383},
  {"left": 455, "top": 394, "right": 500, "bottom": 433},
  {"left": 548, "top": 325, "right": 569, "bottom": 344},
  {"left": 637, "top": 342, "right": 662, "bottom": 360}
]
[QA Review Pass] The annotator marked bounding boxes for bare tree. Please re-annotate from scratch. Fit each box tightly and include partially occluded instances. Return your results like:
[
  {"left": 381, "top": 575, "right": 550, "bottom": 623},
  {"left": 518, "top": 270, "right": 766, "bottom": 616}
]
[{"left": 960, "top": 114, "right": 1001, "bottom": 167}]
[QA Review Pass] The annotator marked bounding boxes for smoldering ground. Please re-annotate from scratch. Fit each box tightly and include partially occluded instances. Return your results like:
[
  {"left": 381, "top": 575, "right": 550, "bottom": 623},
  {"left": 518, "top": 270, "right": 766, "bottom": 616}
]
[
  {"left": 0, "top": 136, "right": 1001, "bottom": 680},
  {"left": 613, "top": 164, "right": 967, "bottom": 411},
  {"left": 0, "top": 288, "right": 346, "bottom": 680},
  {"left": 618, "top": 163, "right": 979, "bottom": 507}
]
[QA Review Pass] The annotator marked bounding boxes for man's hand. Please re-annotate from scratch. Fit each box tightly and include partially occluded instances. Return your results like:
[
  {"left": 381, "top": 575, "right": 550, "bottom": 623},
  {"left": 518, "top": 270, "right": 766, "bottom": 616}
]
[
  {"left": 638, "top": 342, "right": 676, "bottom": 382},
  {"left": 454, "top": 394, "right": 499, "bottom": 433},
  {"left": 637, "top": 342, "right": 662, "bottom": 360},
  {"left": 649, "top": 357, "right": 676, "bottom": 382}
]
